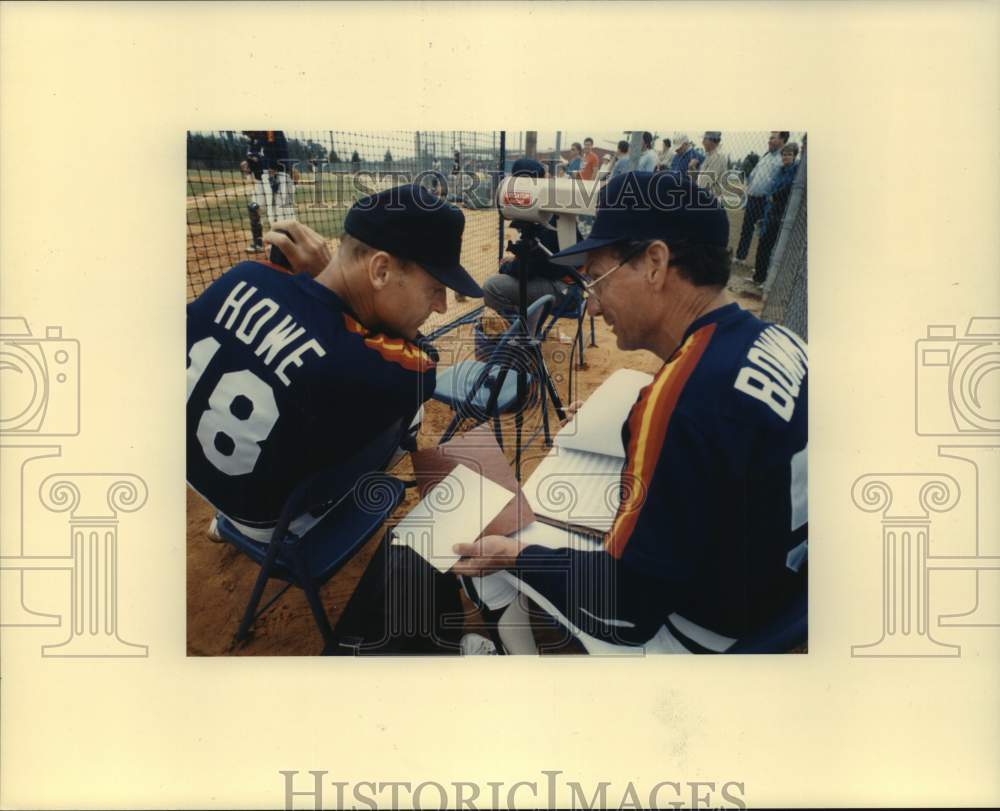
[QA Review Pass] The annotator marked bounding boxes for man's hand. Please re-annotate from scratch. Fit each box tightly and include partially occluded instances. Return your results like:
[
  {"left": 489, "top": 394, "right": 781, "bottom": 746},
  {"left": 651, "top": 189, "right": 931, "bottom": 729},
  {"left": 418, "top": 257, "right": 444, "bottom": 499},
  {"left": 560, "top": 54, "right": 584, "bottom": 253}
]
[
  {"left": 688, "top": 158, "right": 701, "bottom": 170},
  {"left": 451, "top": 535, "right": 524, "bottom": 576},
  {"left": 239, "top": 160, "right": 250, "bottom": 176},
  {"left": 263, "top": 221, "right": 332, "bottom": 278},
  {"left": 559, "top": 400, "right": 583, "bottom": 428}
]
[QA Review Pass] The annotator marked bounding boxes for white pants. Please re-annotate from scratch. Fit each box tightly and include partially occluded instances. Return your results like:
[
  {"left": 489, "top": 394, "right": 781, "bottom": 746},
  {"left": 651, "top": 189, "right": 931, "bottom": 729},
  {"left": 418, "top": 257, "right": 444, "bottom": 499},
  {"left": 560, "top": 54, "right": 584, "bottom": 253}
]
[{"left": 249, "top": 172, "right": 296, "bottom": 225}]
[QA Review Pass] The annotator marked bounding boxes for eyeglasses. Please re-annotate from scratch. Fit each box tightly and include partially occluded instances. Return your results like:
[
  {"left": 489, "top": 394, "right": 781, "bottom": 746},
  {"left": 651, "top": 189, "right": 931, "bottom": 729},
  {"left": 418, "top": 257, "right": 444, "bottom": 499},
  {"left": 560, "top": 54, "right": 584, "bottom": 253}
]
[{"left": 579, "top": 242, "right": 650, "bottom": 300}]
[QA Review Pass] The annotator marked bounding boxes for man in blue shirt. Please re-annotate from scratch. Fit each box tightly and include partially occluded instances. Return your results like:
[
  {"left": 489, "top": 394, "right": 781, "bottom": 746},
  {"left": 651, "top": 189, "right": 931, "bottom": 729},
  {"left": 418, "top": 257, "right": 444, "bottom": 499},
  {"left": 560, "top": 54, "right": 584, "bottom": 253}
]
[
  {"left": 735, "top": 130, "right": 789, "bottom": 262},
  {"left": 754, "top": 141, "right": 801, "bottom": 284},
  {"left": 454, "top": 171, "right": 808, "bottom": 652},
  {"left": 610, "top": 140, "right": 632, "bottom": 178},
  {"left": 668, "top": 133, "right": 705, "bottom": 181}
]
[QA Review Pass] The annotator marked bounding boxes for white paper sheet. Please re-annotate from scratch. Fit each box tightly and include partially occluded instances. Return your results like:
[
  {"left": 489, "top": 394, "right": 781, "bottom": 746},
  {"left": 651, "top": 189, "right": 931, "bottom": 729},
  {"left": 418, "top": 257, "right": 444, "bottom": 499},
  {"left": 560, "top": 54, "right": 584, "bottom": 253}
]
[
  {"left": 391, "top": 463, "right": 514, "bottom": 573},
  {"left": 522, "top": 446, "right": 626, "bottom": 531},
  {"left": 555, "top": 368, "right": 653, "bottom": 458}
]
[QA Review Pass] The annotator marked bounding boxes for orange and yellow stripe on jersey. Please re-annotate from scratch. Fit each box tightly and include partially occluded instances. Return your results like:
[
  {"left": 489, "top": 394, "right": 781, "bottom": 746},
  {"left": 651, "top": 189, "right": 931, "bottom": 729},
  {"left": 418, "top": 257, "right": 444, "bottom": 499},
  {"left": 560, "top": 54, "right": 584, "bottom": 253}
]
[
  {"left": 605, "top": 322, "right": 717, "bottom": 560},
  {"left": 342, "top": 313, "right": 436, "bottom": 373}
]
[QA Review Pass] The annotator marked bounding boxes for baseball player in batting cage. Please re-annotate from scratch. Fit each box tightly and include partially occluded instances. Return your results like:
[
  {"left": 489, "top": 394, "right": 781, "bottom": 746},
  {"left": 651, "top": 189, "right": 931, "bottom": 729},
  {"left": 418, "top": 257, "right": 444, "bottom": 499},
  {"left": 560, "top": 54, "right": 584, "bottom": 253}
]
[{"left": 241, "top": 130, "right": 297, "bottom": 252}]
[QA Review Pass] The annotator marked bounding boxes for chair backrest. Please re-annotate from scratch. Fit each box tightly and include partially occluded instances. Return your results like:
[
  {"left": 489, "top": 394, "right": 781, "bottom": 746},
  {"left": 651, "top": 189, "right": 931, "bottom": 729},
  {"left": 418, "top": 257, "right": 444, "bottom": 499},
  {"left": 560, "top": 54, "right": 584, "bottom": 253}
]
[
  {"left": 485, "top": 294, "right": 556, "bottom": 359},
  {"left": 523, "top": 293, "right": 555, "bottom": 338},
  {"left": 271, "top": 418, "right": 404, "bottom": 543},
  {"left": 550, "top": 284, "right": 586, "bottom": 318},
  {"left": 461, "top": 295, "right": 554, "bottom": 418},
  {"left": 473, "top": 295, "right": 553, "bottom": 379}
]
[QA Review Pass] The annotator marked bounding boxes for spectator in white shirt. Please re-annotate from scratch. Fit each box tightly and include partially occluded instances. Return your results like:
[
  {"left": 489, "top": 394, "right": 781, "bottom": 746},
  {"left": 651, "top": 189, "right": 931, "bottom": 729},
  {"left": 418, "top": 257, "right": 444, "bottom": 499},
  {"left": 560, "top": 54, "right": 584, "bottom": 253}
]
[
  {"left": 690, "top": 131, "right": 729, "bottom": 198},
  {"left": 735, "top": 131, "right": 789, "bottom": 262},
  {"left": 657, "top": 137, "right": 673, "bottom": 170}
]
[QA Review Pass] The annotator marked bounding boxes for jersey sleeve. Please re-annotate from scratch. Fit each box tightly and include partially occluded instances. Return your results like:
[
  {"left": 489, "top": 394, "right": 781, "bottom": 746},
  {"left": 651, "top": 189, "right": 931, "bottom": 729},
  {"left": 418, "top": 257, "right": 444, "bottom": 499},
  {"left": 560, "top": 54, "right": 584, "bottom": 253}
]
[{"left": 509, "top": 411, "right": 717, "bottom": 646}]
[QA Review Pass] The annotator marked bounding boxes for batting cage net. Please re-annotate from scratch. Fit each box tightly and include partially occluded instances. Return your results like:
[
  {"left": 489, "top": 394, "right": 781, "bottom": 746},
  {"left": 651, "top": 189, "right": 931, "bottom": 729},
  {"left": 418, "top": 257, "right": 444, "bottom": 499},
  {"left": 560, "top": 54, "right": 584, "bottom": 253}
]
[
  {"left": 186, "top": 129, "right": 806, "bottom": 338},
  {"left": 186, "top": 130, "right": 504, "bottom": 333}
]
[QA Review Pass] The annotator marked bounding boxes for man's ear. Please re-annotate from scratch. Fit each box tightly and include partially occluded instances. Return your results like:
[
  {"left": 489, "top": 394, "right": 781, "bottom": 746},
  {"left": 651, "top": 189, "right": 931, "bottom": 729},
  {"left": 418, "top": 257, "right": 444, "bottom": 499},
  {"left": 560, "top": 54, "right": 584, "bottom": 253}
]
[
  {"left": 645, "top": 241, "right": 670, "bottom": 289},
  {"left": 366, "top": 251, "right": 392, "bottom": 291}
]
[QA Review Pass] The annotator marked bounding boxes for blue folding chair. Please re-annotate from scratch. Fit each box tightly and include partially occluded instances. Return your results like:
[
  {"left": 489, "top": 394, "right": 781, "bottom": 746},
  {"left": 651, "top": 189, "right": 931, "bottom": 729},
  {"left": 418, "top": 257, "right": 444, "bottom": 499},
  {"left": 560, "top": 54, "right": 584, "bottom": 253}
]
[
  {"left": 213, "top": 419, "right": 409, "bottom": 653},
  {"left": 432, "top": 294, "right": 555, "bottom": 451},
  {"left": 540, "top": 284, "right": 597, "bottom": 368}
]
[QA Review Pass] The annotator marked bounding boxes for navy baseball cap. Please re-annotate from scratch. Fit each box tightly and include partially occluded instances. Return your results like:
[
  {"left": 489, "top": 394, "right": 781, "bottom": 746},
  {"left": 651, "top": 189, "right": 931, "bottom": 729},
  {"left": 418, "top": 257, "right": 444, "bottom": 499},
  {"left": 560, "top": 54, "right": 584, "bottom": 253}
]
[
  {"left": 511, "top": 158, "right": 546, "bottom": 178},
  {"left": 550, "top": 171, "right": 729, "bottom": 266},
  {"left": 344, "top": 183, "right": 483, "bottom": 297}
]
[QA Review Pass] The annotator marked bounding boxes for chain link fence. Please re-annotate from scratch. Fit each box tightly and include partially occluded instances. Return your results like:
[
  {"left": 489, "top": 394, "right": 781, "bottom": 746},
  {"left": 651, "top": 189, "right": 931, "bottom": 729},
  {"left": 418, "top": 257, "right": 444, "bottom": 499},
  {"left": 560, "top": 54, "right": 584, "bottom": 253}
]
[
  {"left": 496, "top": 129, "right": 808, "bottom": 338},
  {"left": 186, "top": 130, "right": 504, "bottom": 334},
  {"left": 187, "top": 129, "right": 806, "bottom": 338}
]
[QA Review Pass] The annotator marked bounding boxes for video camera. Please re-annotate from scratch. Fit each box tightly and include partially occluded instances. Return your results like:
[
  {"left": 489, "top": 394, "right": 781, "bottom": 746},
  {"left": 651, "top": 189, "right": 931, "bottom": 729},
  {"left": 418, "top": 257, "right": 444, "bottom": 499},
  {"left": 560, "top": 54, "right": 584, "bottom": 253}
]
[{"left": 496, "top": 176, "right": 601, "bottom": 260}]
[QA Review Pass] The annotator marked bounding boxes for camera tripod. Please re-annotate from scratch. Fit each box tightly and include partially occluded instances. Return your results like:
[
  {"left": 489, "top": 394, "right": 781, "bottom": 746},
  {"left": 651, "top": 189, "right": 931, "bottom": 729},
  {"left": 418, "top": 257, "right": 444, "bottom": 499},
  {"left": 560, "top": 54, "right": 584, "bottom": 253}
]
[{"left": 504, "top": 220, "right": 569, "bottom": 481}]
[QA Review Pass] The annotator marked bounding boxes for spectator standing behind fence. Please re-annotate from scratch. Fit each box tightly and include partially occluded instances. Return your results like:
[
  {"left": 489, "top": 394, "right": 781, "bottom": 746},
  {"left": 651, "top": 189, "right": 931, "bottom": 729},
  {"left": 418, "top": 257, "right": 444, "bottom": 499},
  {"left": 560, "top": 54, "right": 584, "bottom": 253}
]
[
  {"left": 563, "top": 142, "right": 583, "bottom": 177},
  {"left": 753, "top": 142, "right": 800, "bottom": 285},
  {"left": 240, "top": 130, "right": 297, "bottom": 252},
  {"left": 611, "top": 140, "right": 632, "bottom": 178},
  {"left": 691, "top": 131, "right": 729, "bottom": 198},
  {"left": 635, "top": 131, "right": 659, "bottom": 172},
  {"left": 735, "top": 131, "right": 789, "bottom": 263},
  {"left": 657, "top": 137, "right": 673, "bottom": 170},
  {"left": 668, "top": 134, "right": 704, "bottom": 181},
  {"left": 579, "top": 137, "right": 600, "bottom": 180},
  {"left": 430, "top": 158, "right": 445, "bottom": 198}
]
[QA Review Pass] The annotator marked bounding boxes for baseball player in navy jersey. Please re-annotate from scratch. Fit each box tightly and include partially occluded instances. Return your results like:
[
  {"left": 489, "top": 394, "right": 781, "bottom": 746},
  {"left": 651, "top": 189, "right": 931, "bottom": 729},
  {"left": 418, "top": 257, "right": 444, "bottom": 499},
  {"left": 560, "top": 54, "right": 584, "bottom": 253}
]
[
  {"left": 241, "top": 130, "right": 297, "bottom": 252},
  {"left": 187, "top": 185, "right": 483, "bottom": 546},
  {"left": 453, "top": 171, "right": 808, "bottom": 652}
]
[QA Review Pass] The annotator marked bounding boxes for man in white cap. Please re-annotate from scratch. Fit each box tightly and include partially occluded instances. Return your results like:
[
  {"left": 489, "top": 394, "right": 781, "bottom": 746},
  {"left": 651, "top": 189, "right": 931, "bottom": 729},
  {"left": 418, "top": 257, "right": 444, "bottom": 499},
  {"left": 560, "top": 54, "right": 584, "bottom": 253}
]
[{"left": 668, "top": 133, "right": 703, "bottom": 180}]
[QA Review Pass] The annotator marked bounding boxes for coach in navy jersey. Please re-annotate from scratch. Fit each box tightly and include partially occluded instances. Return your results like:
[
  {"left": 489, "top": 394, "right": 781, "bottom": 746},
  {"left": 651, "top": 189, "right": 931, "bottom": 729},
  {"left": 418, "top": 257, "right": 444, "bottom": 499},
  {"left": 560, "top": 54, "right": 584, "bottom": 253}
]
[
  {"left": 453, "top": 171, "right": 808, "bottom": 652},
  {"left": 187, "top": 185, "right": 483, "bottom": 542}
]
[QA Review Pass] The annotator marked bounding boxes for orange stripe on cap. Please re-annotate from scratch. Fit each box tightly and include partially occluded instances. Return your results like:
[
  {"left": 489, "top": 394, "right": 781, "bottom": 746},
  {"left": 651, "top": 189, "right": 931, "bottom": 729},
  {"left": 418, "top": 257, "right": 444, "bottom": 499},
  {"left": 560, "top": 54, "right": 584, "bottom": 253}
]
[
  {"left": 342, "top": 313, "right": 436, "bottom": 373},
  {"left": 605, "top": 322, "right": 716, "bottom": 559}
]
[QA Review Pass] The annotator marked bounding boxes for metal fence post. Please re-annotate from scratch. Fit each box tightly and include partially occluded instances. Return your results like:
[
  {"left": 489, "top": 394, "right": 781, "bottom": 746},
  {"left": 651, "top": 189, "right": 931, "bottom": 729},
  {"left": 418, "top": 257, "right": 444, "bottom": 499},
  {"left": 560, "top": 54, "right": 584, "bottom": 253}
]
[
  {"left": 498, "top": 130, "right": 506, "bottom": 262},
  {"left": 628, "top": 130, "right": 643, "bottom": 170}
]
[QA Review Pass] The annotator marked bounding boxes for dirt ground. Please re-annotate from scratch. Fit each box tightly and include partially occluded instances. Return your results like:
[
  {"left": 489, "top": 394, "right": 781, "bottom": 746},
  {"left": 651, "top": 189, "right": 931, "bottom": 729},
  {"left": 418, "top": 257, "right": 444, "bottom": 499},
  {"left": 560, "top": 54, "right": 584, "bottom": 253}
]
[{"left": 185, "top": 254, "right": 765, "bottom": 656}]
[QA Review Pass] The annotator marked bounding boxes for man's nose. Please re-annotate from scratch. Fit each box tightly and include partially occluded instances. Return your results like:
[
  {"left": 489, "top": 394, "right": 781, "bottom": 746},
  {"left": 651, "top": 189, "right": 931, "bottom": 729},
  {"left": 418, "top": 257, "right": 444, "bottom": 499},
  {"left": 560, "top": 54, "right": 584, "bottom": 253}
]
[{"left": 432, "top": 289, "right": 448, "bottom": 314}]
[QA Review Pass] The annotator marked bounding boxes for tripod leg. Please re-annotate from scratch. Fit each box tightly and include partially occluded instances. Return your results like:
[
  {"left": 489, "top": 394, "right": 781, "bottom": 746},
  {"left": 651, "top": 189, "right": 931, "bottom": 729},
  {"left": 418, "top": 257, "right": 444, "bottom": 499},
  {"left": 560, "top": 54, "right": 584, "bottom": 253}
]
[
  {"left": 514, "top": 361, "right": 527, "bottom": 481},
  {"left": 440, "top": 413, "right": 464, "bottom": 445},
  {"left": 537, "top": 347, "right": 566, "bottom": 423}
]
